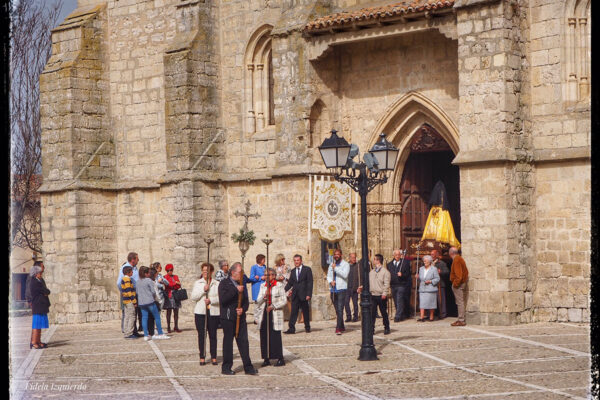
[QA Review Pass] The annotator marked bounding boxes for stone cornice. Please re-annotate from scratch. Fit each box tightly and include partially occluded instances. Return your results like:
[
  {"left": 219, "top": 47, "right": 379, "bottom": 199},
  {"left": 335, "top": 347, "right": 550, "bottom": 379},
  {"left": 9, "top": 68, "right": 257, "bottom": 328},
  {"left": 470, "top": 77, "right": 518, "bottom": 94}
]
[
  {"left": 452, "top": 148, "right": 517, "bottom": 165},
  {"left": 533, "top": 147, "right": 590, "bottom": 163},
  {"left": 38, "top": 165, "right": 331, "bottom": 193},
  {"left": 452, "top": 147, "right": 590, "bottom": 166}
]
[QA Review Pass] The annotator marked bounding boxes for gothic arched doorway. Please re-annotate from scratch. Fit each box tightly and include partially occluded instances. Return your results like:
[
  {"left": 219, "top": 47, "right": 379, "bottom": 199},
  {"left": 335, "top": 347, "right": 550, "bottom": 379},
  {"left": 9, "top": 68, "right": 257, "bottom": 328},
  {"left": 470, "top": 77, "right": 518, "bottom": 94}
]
[{"left": 400, "top": 123, "right": 460, "bottom": 317}]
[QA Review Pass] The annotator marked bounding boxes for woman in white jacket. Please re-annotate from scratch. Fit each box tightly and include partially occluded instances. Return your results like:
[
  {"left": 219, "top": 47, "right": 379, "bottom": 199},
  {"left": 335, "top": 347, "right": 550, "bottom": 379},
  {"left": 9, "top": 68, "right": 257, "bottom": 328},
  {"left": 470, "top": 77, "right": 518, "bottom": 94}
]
[
  {"left": 255, "top": 268, "right": 287, "bottom": 367},
  {"left": 191, "top": 263, "right": 220, "bottom": 366}
]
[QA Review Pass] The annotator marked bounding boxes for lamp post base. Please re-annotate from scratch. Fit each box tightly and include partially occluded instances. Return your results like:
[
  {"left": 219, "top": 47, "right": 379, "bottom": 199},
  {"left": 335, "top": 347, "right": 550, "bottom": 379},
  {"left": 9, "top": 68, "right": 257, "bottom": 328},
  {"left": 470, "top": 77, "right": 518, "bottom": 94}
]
[
  {"left": 358, "top": 345, "right": 379, "bottom": 361},
  {"left": 358, "top": 296, "right": 379, "bottom": 361}
]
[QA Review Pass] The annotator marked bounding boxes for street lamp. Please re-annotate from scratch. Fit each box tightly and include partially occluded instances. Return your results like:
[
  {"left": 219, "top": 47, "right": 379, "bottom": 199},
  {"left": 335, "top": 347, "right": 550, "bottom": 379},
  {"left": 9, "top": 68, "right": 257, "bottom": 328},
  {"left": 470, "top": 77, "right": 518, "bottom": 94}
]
[{"left": 318, "top": 129, "right": 399, "bottom": 361}]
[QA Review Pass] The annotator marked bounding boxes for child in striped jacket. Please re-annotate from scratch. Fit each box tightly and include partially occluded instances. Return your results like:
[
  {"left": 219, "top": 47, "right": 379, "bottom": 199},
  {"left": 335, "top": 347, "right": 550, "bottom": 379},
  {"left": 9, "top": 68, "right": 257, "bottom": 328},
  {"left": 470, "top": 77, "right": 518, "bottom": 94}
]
[{"left": 121, "top": 266, "right": 138, "bottom": 339}]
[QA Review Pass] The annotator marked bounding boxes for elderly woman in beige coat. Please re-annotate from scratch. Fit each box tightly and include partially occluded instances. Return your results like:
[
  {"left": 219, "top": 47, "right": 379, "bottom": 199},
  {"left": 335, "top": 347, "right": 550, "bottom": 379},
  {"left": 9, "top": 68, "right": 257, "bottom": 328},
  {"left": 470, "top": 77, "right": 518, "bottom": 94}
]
[
  {"left": 255, "top": 268, "right": 287, "bottom": 367},
  {"left": 191, "top": 263, "right": 220, "bottom": 366}
]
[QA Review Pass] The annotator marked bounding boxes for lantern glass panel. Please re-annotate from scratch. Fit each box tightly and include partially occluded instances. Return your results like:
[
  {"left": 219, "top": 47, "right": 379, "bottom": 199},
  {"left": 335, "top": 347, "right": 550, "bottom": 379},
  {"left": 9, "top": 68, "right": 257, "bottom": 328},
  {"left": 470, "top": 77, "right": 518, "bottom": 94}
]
[{"left": 319, "top": 147, "right": 339, "bottom": 169}]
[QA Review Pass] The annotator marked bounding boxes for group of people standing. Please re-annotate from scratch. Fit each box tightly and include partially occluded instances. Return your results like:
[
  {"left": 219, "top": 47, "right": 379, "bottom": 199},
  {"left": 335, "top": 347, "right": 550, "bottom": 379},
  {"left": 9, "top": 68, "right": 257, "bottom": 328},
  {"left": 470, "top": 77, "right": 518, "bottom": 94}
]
[
  {"left": 191, "top": 254, "right": 314, "bottom": 375},
  {"left": 117, "top": 253, "right": 185, "bottom": 340},
  {"left": 116, "top": 252, "right": 314, "bottom": 375},
  {"left": 327, "top": 246, "right": 470, "bottom": 335}
]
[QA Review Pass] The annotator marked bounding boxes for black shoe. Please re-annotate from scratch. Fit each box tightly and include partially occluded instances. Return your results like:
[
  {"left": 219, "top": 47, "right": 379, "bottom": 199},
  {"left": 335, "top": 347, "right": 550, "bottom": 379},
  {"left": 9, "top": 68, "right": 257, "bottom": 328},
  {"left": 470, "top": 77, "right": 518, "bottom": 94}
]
[
  {"left": 394, "top": 318, "right": 400, "bottom": 322},
  {"left": 222, "top": 370, "right": 235, "bottom": 375},
  {"left": 211, "top": 359, "right": 218, "bottom": 365},
  {"left": 305, "top": 328, "right": 311, "bottom": 333},
  {"left": 275, "top": 359, "right": 285, "bottom": 367},
  {"left": 245, "top": 367, "right": 258, "bottom": 375},
  {"left": 284, "top": 329, "right": 295, "bottom": 334},
  {"left": 262, "top": 359, "right": 271, "bottom": 367},
  {"left": 352, "top": 317, "right": 359, "bottom": 322},
  {"left": 384, "top": 328, "right": 391, "bottom": 335},
  {"left": 345, "top": 318, "right": 351, "bottom": 323},
  {"left": 133, "top": 332, "right": 142, "bottom": 337}
]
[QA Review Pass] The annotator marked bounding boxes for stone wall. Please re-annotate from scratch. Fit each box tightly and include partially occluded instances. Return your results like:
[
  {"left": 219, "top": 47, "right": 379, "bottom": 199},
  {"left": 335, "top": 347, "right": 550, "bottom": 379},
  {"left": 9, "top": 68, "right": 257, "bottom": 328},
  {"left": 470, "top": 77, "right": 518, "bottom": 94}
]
[
  {"left": 454, "top": 0, "right": 532, "bottom": 325},
  {"left": 41, "top": 190, "right": 118, "bottom": 323},
  {"left": 38, "top": 0, "right": 590, "bottom": 324},
  {"left": 527, "top": 0, "right": 590, "bottom": 322}
]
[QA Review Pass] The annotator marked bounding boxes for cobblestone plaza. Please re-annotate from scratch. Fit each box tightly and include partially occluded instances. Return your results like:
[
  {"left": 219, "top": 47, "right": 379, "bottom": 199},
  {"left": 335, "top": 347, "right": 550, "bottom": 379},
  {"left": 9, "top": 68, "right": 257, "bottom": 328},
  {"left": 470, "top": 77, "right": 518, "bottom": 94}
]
[{"left": 10, "top": 315, "right": 591, "bottom": 399}]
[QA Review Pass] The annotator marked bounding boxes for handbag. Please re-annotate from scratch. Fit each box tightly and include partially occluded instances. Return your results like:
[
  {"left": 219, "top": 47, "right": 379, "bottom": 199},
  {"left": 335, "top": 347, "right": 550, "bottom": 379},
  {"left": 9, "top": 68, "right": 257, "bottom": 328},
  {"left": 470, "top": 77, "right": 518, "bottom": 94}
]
[{"left": 172, "top": 288, "right": 188, "bottom": 301}]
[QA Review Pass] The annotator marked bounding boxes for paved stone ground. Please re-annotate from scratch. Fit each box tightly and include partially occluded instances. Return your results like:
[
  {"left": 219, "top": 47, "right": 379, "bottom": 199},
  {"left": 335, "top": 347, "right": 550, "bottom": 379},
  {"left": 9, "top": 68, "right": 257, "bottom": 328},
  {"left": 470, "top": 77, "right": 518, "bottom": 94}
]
[{"left": 10, "top": 315, "right": 591, "bottom": 399}]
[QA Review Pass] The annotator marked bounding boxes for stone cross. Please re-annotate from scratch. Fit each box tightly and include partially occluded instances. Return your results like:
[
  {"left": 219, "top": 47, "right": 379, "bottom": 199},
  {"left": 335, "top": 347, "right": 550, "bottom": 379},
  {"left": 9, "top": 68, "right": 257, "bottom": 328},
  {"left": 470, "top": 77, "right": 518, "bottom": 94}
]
[{"left": 234, "top": 200, "right": 260, "bottom": 231}]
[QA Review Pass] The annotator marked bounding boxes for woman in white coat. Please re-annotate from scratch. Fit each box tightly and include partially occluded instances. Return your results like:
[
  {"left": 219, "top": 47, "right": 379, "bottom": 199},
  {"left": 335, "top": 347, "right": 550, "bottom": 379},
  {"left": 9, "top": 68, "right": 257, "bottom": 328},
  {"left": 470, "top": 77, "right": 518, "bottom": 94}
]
[
  {"left": 255, "top": 268, "right": 287, "bottom": 367},
  {"left": 417, "top": 255, "right": 441, "bottom": 322},
  {"left": 191, "top": 263, "right": 220, "bottom": 366}
]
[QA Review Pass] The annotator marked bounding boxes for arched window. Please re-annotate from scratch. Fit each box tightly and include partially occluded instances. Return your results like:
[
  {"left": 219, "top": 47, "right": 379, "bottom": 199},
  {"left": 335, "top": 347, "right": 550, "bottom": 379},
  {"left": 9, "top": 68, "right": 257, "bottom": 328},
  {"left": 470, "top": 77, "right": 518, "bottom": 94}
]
[
  {"left": 564, "top": 0, "right": 590, "bottom": 103},
  {"left": 245, "top": 25, "right": 275, "bottom": 133},
  {"left": 308, "top": 99, "right": 331, "bottom": 148}
]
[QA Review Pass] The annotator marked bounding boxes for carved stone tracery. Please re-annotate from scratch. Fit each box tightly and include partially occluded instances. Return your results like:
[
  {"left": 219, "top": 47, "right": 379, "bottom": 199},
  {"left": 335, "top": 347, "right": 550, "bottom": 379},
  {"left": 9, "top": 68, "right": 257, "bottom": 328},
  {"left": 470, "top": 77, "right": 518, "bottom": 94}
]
[{"left": 410, "top": 124, "right": 452, "bottom": 153}]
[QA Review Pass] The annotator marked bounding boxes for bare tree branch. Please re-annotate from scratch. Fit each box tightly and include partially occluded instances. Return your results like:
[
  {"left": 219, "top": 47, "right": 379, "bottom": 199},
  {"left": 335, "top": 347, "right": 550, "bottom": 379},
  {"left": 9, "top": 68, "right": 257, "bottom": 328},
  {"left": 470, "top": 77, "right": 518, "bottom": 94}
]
[{"left": 10, "top": 0, "right": 63, "bottom": 255}]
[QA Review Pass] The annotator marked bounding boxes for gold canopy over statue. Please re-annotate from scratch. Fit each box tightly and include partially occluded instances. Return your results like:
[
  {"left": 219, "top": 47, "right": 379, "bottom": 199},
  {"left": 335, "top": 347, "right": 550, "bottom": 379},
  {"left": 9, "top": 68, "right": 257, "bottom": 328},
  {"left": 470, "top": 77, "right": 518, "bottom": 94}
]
[{"left": 420, "top": 181, "right": 461, "bottom": 249}]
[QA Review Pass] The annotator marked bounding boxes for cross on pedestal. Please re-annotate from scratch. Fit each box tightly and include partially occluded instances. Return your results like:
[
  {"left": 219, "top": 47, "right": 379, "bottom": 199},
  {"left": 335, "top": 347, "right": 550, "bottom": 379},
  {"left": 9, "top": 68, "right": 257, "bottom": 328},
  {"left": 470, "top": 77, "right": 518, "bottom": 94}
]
[{"left": 234, "top": 200, "right": 260, "bottom": 232}]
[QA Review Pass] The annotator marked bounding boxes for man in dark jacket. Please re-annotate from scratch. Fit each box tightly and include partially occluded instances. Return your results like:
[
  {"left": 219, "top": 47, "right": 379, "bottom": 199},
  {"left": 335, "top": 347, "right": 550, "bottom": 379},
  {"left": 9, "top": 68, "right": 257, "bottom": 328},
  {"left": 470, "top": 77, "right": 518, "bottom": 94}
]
[
  {"left": 344, "top": 252, "right": 360, "bottom": 322},
  {"left": 284, "top": 254, "right": 313, "bottom": 334},
  {"left": 218, "top": 262, "right": 257, "bottom": 375},
  {"left": 387, "top": 249, "right": 411, "bottom": 322}
]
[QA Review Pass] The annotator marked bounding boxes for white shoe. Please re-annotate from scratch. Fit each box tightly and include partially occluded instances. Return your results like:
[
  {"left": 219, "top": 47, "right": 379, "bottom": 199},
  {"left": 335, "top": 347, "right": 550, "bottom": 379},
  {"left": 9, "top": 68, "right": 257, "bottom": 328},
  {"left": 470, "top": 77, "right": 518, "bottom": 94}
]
[
  {"left": 152, "top": 334, "right": 171, "bottom": 340},
  {"left": 144, "top": 336, "right": 151, "bottom": 341}
]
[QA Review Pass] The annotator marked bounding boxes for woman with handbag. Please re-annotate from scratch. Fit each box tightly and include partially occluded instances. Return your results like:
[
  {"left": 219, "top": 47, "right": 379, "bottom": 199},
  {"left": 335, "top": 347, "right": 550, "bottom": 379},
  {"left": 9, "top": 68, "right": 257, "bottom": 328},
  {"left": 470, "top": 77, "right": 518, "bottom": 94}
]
[
  {"left": 417, "top": 255, "right": 441, "bottom": 322},
  {"left": 163, "top": 264, "right": 182, "bottom": 333},
  {"left": 191, "top": 263, "right": 220, "bottom": 366}
]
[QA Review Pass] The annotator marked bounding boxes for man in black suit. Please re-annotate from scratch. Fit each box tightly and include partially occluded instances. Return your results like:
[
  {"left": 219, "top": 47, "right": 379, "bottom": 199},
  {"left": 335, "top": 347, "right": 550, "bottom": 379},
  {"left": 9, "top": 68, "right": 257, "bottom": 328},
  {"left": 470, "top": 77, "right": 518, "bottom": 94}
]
[
  {"left": 218, "top": 262, "right": 258, "bottom": 375},
  {"left": 284, "top": 254, "right": 312, "bottom": 334},
  {"left": 388, "top": 249, "right": 411, "bottom": 322}
]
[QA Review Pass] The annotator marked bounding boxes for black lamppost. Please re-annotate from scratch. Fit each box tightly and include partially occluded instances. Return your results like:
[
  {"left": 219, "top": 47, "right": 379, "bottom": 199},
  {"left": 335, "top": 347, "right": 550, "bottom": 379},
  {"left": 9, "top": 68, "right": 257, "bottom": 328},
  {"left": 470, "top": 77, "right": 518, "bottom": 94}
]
[{"left": 318, "top": 129, "right": 399, "bottom": 361}]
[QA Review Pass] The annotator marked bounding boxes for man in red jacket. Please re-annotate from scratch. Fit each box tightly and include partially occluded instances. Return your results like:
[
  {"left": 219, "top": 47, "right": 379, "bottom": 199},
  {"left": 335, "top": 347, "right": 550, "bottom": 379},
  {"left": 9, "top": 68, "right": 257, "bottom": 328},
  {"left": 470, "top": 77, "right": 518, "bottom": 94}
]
[{"left": 449, "top": 247, "right": 468, "bottom": 326}]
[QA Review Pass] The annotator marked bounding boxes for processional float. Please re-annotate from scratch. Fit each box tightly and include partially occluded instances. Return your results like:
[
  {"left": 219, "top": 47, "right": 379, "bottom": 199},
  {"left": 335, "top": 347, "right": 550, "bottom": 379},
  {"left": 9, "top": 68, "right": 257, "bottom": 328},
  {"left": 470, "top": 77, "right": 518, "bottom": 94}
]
[{"left": 412, "top": 180, "right": 461, "bottom": 314}]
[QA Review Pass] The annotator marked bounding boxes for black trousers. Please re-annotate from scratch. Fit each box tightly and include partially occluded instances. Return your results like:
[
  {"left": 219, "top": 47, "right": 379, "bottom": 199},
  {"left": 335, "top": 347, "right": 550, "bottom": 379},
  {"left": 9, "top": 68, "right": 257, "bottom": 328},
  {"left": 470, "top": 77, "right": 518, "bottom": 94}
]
[
  {"left": 344, "top": 290, "right": 359, "bottom": 320},
  {"left": 260, "top": 309, "right": 283, "bottom": 360},
  {"left": 195, "top": 313, "right": 218, "bottom": 359},
  {"left": 331, "top": 290, "right": 347, "bottom": 330},
  {"left": 148, "top": 312, "right": 155, "bottom": 336},
  {"left": 288, "top": 298, "right": 310, "bottom": 332},
  {"left": 221, "top": 317, "right": 253, "bottom": 372},
  {"left": 371, "top": 295, "right": 390, "bottom": 331},
  {"left": 391, "top": 286, "right": 410, "bottom": 320},
  {"left": 133, "top": 304, "right": 143, "bottom": 334}
]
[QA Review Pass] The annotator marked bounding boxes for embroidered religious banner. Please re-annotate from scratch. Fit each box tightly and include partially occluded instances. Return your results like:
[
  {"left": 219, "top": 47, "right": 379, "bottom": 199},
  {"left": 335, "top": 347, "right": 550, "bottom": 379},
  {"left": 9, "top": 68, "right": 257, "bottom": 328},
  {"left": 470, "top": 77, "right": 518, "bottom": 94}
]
[{"left": 311, "top": 177, "right": 352, "bottom": 242}]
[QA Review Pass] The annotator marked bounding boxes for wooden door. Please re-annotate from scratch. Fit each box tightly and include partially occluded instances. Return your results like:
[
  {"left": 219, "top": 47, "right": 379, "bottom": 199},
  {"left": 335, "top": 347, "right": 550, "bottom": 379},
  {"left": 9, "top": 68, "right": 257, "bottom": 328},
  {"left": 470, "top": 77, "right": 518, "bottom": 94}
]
[{"left": 398, "top": 124, "right": 460, "bottom": 316}]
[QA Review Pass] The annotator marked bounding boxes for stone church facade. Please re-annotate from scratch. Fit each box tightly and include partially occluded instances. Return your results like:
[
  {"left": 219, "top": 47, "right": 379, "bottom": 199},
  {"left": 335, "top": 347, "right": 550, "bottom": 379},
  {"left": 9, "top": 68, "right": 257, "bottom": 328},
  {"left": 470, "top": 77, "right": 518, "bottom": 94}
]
[{"left": 39, "top": 0, "right": 590, "bottom": 325}]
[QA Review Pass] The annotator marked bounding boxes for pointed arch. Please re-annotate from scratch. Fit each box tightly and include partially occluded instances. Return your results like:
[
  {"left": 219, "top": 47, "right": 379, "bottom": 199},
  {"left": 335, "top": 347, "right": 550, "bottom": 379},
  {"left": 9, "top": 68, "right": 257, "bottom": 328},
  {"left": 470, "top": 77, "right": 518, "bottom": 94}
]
[
  {"left": 368, "top": 91, "right": 459, "bottom": 187},
  {"left": 366, "top": 92, "right": 460, "bottom": 248},
  {"left": 244, "top": 24, "right": 274, "bottom": 133}
]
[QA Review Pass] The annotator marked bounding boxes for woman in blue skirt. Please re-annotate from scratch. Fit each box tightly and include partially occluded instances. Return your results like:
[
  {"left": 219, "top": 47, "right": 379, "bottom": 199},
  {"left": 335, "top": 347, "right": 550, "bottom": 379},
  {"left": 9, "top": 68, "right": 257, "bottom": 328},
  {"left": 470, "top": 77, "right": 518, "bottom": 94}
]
[{"left": 28, "top": 263, "right": 51, "bottom": 349}]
